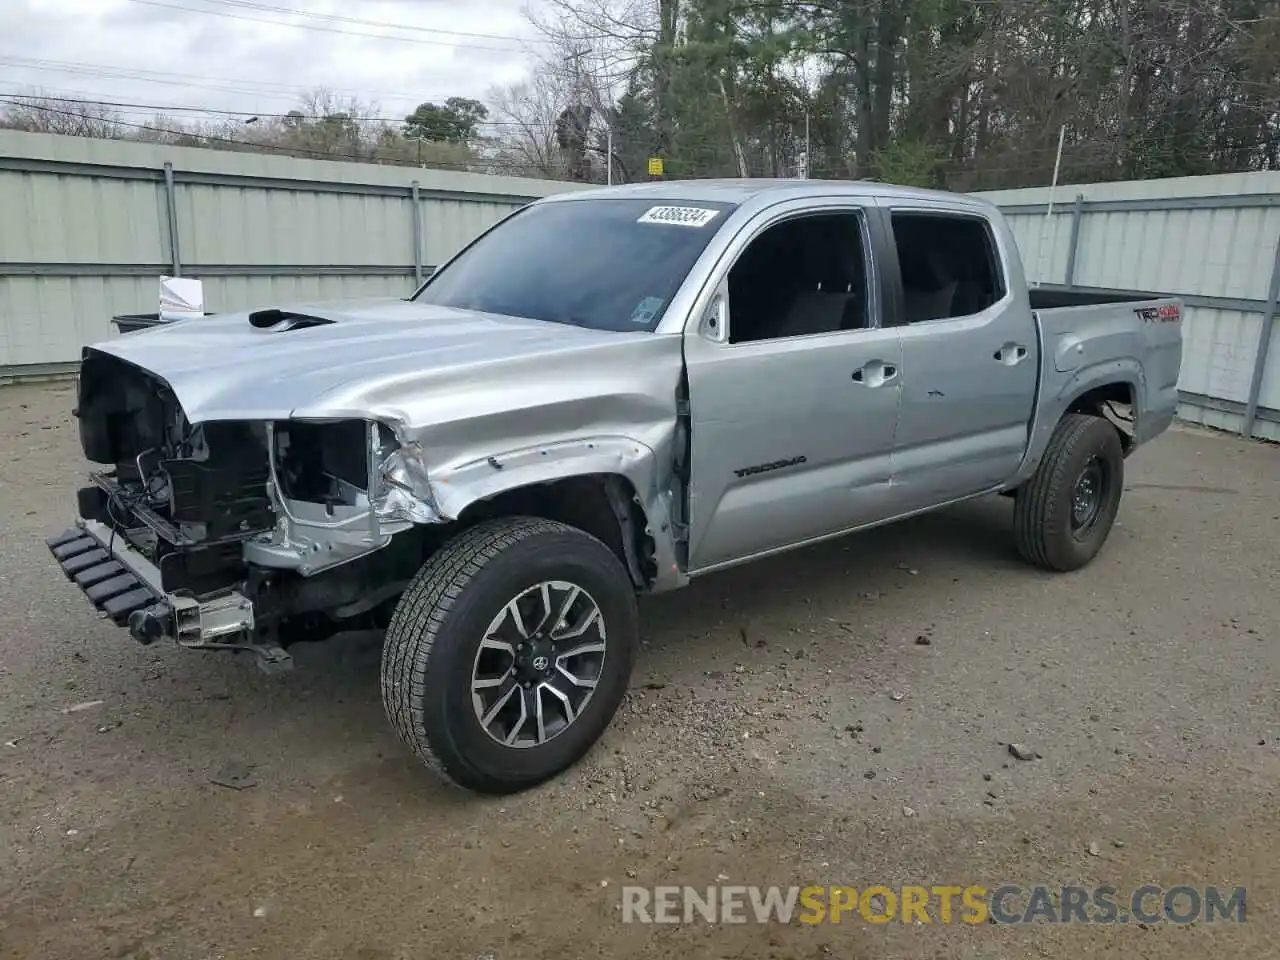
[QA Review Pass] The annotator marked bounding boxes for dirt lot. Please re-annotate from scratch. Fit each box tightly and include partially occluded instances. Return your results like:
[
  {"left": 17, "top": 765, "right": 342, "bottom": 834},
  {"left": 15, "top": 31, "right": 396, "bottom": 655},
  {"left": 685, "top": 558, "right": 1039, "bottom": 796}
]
[{"left": 1, "top": 380, "right": 1278, "bottom": 960}]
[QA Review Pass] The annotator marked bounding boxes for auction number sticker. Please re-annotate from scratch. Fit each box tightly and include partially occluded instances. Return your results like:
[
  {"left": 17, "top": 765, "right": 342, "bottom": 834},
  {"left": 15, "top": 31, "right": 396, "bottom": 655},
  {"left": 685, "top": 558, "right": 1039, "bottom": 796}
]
[{"left": 637, "top": 206, "right": 721, "bottom": 227}]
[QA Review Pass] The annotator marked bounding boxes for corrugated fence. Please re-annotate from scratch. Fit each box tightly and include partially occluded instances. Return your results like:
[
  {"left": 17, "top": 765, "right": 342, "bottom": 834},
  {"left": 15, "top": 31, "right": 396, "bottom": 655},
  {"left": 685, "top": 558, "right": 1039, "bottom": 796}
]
[
  {"left": 2, "top": 131, "right": 1278, "bottom": 440},
  {"left": 977, "top": 173, "right": 1280, "bottom": 442},
  {"left": 0, "top": 130, "right": 583, "bottom": 378}
]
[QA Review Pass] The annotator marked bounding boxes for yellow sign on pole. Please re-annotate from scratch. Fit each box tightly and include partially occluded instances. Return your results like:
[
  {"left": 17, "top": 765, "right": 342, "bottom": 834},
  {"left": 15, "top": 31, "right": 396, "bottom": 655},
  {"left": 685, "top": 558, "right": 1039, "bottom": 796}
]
[{"left": 647, "top": 156, "right": 664, "bottom": 177}]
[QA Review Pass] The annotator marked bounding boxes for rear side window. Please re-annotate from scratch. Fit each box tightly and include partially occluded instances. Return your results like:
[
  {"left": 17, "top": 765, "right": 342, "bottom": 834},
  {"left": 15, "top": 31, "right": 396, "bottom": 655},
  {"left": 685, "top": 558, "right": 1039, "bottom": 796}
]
[{"left": 889, "top": 212, "right": 1006, "bottom": 324}]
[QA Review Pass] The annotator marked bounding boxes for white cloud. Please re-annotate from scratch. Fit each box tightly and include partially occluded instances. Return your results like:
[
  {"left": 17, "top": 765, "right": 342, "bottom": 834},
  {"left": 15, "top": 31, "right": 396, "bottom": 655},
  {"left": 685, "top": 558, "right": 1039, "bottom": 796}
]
[{"left": 0, "top": 0, "right": 548, "bottom": 121}]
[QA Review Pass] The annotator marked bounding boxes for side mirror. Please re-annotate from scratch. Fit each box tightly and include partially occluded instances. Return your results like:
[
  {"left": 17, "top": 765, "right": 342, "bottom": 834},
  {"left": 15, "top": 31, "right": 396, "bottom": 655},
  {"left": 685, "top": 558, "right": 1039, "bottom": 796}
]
[{"left": 701, "top": 294, "right": 728, "bottom": 342}]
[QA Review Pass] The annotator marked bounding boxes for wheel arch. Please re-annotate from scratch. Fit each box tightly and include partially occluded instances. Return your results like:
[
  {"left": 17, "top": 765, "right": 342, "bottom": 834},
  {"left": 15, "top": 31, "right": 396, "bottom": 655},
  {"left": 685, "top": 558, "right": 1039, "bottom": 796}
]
[
  {"left": 1064, "top": 380, "right": 1137, "bottom": 455},
  {"left": 1012, "top": 364, "right": 1142, "bottom": 488},
  {"left": 427, "top": 436, "right": 684, "bottom": 593},
  {"left": 452, "top": 473, "right": 656, "bottom": 591}
]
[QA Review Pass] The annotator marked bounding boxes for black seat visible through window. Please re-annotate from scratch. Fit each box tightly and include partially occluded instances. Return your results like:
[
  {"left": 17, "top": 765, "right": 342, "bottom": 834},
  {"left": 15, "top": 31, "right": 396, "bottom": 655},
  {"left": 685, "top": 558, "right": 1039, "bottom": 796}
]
[
  {"left": 892, "top": 213, "right": 1004, "bottom": 324},
  {"left": 728, "top": 213, "right": 868, "bottom": 342},
  {"left": 899, "top": 247, "right": 960, "bottom": 323}
]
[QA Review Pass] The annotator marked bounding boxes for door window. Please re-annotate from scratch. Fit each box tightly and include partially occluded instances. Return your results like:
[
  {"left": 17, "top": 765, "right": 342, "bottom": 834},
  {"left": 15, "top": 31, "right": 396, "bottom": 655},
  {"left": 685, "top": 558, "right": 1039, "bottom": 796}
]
[
  {"left": 889, "top": 212, "right": 1006, "bottom": 324},
  {"left": 727, "top": 212, "right": 871, "bottom": 343}
]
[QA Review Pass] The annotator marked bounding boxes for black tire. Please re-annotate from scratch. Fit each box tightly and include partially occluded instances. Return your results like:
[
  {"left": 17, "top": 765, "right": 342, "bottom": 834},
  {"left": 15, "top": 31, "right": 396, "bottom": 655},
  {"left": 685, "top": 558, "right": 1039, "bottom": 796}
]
[
  {"left": 1013, "top": 413, "right": 1124, "bottom": 572},
  {"left": 380, "top": 516, "right": 639, "bottom": 794}
]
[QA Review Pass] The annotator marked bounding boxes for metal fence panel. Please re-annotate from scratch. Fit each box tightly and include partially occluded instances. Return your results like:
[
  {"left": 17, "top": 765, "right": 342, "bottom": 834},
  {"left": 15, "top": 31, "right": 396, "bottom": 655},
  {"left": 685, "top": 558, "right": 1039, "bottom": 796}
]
[
  {"left": 1175, "top": 306, "right": 1261, "bottom": 403},
  {"left": 1000, "top": 206, "right": 1077, "bottom": 286},
  {"left": 0, "top": 130, "right": 584, "bottom": 376},
  {"left": 1259, "top": 317, "right": 1280, "bottom": 426},
  {"left": 194, "top": 273, "right": 415, "bottom": 315},
  {"left": 178, "top": 183, "right": 414, "bottom": 266},
  {"left": 0, "top": 274, "right": 165, "bottom": 366},
  {"left": 1073, "top": 206, "right": 1278, "bottom": 300},
  {"left": 0, "top": 168, "right": 168, "bottom": 264},
  {"left": 420, "top": 196, "right": 516, "bottom": 265}
]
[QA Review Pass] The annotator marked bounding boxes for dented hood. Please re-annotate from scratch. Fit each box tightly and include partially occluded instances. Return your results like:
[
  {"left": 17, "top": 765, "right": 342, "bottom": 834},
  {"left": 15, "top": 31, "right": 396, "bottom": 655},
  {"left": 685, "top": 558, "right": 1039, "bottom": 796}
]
[{"left": 88, "top": 297, "right": 648, "bottom": 424}]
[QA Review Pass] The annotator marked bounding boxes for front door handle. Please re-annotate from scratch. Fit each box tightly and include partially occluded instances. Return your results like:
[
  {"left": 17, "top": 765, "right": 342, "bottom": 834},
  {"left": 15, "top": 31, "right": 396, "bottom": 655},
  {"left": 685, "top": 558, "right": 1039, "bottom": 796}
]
[
  {"left": 994, "top": 342, "right": 1029, "bottom": 365},
  {"left": 852, "top": 360, "right": 898, "bottom": 387}
]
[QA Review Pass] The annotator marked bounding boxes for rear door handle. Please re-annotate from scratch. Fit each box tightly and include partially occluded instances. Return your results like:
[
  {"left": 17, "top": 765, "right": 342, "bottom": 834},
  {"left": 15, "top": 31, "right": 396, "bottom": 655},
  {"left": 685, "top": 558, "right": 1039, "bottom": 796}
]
[
  {"left": 994, "top": 342, "right": 1029, "bottom": 365},
  {"left": 852, "top": 360, "right": 898, "bottom": 387}
]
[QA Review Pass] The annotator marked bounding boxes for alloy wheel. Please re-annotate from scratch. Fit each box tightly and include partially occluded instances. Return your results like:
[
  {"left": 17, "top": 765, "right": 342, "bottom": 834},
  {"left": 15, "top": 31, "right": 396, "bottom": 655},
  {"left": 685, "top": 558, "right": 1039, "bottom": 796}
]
[{"left": 470, "top": 580, "right": 607, "bottom": 748}]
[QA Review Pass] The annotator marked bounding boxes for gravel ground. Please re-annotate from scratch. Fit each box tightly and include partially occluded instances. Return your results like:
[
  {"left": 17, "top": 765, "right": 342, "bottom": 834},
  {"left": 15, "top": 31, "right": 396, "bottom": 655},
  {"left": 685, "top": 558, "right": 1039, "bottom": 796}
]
[{"left": 0, "top": 380, "right": 1277, "bottom": 960}]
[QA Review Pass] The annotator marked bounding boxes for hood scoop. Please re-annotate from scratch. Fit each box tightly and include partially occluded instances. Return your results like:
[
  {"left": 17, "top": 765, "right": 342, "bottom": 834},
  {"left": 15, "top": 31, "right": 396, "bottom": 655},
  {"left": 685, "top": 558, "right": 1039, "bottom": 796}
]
[{"left": 248, "top": 308, "right": 337, "bottom": 332}]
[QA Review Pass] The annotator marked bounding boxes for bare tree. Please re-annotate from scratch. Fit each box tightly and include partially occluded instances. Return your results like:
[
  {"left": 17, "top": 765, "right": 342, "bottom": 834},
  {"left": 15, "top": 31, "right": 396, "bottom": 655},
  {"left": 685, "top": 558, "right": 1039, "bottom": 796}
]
[
  {"left": 0, "top": 92, "right": 124, "bottom": 138},
  {"left": 525, "top": 0, "right": 658, "bottom": 87},
  {"left": 487, "top": 74, "right": 571, "bottom": 178}
]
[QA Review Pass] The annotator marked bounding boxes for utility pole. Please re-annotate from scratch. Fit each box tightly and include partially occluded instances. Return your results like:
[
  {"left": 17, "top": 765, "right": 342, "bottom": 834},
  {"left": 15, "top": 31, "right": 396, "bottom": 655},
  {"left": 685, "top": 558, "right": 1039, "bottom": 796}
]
[
  {"left": 407, "top": 134, "right": 427, "bottom": 167},
  {"left": 1033, "top": 124, "right": 1067, "bottom": 288},
  {"left": 565, "top": 44, "right": 616, "bottom": 185},
  {"left": 563, "top": 45, "right": 598, "bottom": 183},
  {"left": 803, "top": 109, "right": 810, "bottom": 179}
]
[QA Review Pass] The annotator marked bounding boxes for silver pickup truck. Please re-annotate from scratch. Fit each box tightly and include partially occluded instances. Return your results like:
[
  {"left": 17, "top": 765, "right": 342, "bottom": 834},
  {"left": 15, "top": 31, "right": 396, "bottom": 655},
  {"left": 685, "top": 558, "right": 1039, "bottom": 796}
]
[{"left": 46, "top": 179, "right": 1183, "bottom": 793}]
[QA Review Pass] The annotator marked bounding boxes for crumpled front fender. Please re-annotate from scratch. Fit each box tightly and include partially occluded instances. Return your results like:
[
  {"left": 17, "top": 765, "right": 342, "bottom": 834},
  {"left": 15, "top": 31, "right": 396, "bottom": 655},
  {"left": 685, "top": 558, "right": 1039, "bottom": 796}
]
[{"left": 428, "top": 435, "right": 686, "bottom": 593}]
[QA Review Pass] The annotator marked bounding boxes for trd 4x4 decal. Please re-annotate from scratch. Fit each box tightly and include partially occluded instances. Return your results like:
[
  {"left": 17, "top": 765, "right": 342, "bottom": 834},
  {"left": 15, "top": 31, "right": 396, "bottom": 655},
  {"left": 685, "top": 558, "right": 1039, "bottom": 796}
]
[{"left": 1133, "top": 303, "right": 1180, "bottom": 323}]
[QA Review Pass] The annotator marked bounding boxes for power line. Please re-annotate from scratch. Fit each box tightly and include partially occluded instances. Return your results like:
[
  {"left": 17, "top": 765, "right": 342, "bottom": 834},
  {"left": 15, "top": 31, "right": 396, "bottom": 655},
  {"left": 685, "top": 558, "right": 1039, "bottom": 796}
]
[
  {"left": 0, "top": 90, "right": 594, "bottom": 129},
  {"left": 0, "top": 89, "right": 419, "bottom": 122},
  {"left": 0, "top": 56, "right": 312, "bottom": 100},
  {"left": 121, "top": 0, "right": 535, "bottom": 52},
  {"left": 175, "top": 0, "right": 533, "bottom": 43},
  {"left": 0, "top": 56, "right": 437, "bottom": 106}
]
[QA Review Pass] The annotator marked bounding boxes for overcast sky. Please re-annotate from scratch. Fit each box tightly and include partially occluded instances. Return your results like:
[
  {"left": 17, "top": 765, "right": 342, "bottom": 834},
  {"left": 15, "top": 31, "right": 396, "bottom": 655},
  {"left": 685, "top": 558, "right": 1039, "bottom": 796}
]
[{"left": 1, "top": 0, "right": 549, "bottom": 123}]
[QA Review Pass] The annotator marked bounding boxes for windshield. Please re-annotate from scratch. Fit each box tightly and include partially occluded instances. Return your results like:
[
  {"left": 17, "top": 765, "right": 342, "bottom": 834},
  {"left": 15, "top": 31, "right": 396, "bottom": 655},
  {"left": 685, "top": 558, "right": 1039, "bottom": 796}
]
[{"left": 411, "top": 197, "right": 737, "bottom": 332}]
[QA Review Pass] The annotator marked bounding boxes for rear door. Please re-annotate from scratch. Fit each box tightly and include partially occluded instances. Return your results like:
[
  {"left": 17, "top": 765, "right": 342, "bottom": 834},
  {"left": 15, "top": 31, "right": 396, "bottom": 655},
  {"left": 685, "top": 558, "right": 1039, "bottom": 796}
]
[
  {"left": 881, "top": 204, "right": 1039, "bottom": 508},
  {"left": 682, "top": 197, "right": 905, "bottom": 572}
]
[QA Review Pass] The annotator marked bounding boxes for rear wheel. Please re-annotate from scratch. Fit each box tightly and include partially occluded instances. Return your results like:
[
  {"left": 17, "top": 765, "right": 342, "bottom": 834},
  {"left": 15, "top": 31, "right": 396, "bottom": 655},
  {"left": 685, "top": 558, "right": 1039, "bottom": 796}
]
[
  {"left": 1013, "top": 413, "right": 1124, "bottom": 572},
  {"left": 380, "top": 516, "right": 638, "bottom": 794}
]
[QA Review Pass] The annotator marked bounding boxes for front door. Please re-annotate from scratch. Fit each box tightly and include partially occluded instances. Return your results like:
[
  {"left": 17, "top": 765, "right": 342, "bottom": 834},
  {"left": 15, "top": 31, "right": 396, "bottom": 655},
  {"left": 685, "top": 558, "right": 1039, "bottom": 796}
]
[{"left": 683, "top": 203, "right": 904, "bottom": 572}]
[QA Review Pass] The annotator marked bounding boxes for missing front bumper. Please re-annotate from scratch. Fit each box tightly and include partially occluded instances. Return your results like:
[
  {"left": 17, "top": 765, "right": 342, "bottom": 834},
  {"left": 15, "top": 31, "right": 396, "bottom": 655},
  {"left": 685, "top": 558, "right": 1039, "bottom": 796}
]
[
  {"left": 45, "top": 521, "right": 289, "bottom": 672},
  {"left": 48, "top": 524, "right": 163, "bottom": 626}
]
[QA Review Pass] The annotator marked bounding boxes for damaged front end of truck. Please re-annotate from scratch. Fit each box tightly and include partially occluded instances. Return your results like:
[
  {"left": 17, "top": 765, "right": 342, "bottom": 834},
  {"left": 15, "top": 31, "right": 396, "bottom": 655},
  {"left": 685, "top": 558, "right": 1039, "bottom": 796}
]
[{"left": 48, "top": 349, "right": 450, "bottom": 673}]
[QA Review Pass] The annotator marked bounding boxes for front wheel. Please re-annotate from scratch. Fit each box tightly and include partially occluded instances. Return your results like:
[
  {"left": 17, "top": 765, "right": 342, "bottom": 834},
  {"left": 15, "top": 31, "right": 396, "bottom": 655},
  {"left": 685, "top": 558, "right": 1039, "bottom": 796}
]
[
  {"left": 380, "top": 516, "right": 639, "bottom": 794},
  {"left": 1013, "top": 413, "right": 1125, "bottom": 572}
]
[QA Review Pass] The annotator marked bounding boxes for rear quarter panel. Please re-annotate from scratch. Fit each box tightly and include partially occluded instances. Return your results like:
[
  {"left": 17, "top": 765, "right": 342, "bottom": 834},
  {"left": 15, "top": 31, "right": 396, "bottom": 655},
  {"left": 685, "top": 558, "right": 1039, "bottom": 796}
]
[{"left": 1012, "top": 297, "right": 1183, "bottom": 485}]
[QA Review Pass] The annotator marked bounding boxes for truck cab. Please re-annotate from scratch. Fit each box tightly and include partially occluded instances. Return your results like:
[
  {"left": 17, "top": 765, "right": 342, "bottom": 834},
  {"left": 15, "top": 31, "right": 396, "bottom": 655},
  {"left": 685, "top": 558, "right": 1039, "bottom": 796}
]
[{"left": 661, "top": 184, "right": 1041, "bottom": 571}]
